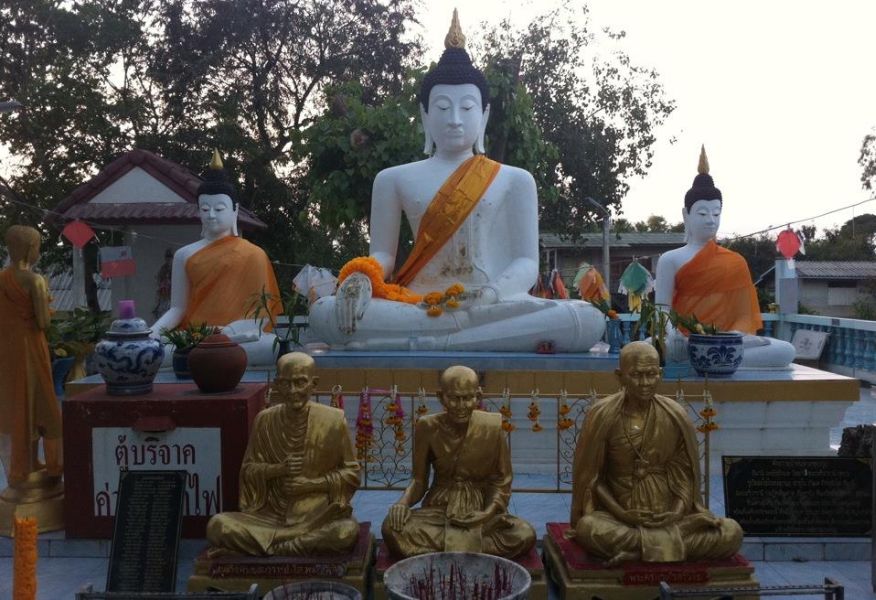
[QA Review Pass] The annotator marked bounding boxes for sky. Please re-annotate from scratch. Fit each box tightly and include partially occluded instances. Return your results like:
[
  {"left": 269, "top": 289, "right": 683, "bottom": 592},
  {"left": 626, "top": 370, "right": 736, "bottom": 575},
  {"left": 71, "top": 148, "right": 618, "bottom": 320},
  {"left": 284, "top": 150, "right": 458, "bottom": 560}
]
[{"left": 415, "top": 0, "right": 876, "bottom": 238}]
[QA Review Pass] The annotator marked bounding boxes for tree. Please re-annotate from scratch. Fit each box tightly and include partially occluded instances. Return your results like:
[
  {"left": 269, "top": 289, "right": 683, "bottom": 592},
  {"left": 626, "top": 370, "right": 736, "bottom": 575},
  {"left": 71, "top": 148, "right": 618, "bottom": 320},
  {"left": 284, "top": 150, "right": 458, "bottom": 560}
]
[
  {"left": 0, "top": 0, "right": 421, "bottom": 276},
  {"left": 805, "top": 214, "right": 876, "bottom": 261},
  {"left": 860, "top": 129, "right": 876, "bottom": 192},
  {"left": 475, "top": 7, "right": 675, "bottom": 237}
]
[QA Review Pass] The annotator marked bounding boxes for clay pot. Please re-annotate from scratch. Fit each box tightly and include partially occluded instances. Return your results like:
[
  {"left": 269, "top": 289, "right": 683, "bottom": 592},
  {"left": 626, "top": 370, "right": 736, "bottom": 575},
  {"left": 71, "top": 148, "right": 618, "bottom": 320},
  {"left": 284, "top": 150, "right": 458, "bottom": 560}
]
[{"left": 188, "top": 333, "right": 248, "bottom": 393}]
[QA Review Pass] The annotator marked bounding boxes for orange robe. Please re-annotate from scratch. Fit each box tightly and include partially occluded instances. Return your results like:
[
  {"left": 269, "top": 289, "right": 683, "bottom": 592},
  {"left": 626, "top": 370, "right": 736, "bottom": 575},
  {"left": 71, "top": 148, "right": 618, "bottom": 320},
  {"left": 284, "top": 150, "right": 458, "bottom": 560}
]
[
  {"left": 0, "top": 268, "right": 62, "bottom": 484},
  {"left": 181, "top": 236, "right": 282, "bottom": 330},
  {"left": 672, "top": 240, "right": 763, "bottom": 334}
]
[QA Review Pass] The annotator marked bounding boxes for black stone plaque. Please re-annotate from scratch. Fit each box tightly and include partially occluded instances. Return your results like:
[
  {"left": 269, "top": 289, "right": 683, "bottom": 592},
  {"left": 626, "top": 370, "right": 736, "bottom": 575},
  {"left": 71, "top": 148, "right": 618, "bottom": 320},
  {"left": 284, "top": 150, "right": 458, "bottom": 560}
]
[
  {"left": 723, "top": 456, "right": 872, "bottom": 537},
  {"left": 106, "top": 470, "right": 187, "bottom": 592}
]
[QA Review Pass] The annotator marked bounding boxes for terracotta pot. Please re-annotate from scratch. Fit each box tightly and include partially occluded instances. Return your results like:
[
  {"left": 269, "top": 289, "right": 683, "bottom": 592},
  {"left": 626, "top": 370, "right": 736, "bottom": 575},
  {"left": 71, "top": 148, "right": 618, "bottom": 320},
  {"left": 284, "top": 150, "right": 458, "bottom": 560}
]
[{"left": 188, "top": 333, "right": 248, "bottom": 393}]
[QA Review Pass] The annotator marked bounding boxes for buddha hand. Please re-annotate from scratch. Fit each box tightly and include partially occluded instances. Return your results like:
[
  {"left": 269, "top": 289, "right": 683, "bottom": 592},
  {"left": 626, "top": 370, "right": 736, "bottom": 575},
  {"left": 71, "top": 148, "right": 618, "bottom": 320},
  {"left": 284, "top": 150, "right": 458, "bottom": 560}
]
[{"left": 336, "top": 272, "right": 372, "bottom": 334}]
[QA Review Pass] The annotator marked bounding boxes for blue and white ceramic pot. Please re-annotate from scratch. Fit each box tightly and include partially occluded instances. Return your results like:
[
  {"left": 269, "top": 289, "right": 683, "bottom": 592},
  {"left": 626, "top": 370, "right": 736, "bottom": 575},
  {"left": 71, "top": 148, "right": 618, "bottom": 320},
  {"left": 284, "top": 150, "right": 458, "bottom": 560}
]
[
  {"left": 688, "top": 332, "right": 744, "bottom": 378},
  {"left": 95, "top": 316, "right": 165, "bottom": 395}
]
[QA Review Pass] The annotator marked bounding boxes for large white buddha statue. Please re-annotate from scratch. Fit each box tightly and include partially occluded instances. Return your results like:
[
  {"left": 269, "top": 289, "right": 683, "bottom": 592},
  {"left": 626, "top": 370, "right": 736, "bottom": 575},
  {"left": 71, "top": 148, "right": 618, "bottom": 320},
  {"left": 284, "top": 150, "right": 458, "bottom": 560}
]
[
  {"left": 151, "top": 151, "right": 283, "bottom": 366},
  {"left": 654, "top": 147, "right": 794, "bottom": 368},
  {"left": 308, "top": 12, "right": 604, "bottom": 352}
]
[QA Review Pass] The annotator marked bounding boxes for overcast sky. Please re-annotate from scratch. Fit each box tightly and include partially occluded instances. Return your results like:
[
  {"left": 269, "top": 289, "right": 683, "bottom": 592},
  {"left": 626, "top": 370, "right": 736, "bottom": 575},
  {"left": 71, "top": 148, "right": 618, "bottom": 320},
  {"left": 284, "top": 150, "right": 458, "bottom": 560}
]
[{"left": 416, "top": 0, "right": 876, "bottom": 238}]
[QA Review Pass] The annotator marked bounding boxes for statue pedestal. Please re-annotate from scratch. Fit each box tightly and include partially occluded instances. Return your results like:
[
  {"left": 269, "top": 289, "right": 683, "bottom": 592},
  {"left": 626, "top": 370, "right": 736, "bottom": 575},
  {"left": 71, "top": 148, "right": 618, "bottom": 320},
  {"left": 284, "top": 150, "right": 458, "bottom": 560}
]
[
  {"left": 0, "top": 476, "right": 64, "bottom": 535},
  {"left": 542, "top": 523, "right": 758, "bottom": 600},
  {"left": 372, "top": 541, "right": 547, "bottom": 600},
  {"left": 186, "top": 523, "right": 373, "bottom": 597},
  {"left": 62, "top": 382, "right": 267, "bottom": 538}
]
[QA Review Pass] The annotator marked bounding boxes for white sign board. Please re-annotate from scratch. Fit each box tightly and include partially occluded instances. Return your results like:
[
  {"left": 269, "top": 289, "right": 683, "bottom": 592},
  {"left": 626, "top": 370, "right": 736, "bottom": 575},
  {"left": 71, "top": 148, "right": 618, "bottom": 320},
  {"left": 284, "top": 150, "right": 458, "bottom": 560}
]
[
  {"left": 92, "top": 427, "right": 222, "bottom": 518},
  {"left": 791, "top": 329, "right": 829, "bottom": 361}
]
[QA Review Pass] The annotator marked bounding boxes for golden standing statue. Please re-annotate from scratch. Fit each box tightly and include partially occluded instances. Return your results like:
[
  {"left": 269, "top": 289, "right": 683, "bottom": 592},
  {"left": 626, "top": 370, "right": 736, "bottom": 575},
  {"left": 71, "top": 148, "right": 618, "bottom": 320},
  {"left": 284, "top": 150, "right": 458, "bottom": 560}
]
[
  {"left": 382, "top": 365, "right": 536, "bottom": 558},
  {"left": 206, "top": 352, "right": 360, "bottom": 556},
  {"left": 0, "top": 225, "right": 64, "bottom": 534},
  {"left": 570, "top": 341, "right": 742, "bottom": 565}
]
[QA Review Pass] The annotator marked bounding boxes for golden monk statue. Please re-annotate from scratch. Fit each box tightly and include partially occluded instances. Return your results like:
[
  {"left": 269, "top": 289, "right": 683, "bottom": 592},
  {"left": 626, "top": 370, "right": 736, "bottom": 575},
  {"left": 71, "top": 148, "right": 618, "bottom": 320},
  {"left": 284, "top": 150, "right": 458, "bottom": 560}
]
[
  {"left": 382, "top": 365, "right": 536, "bottom": 558},
  {"left": 206, "top": 352, "right": 360, "bottom": 556},
  {"left": 570, "top": 341, "right": 742, "bottom": 565},
  {"left": 152, "top": 150, "right": 283, "bottom": 366},
  {"left": 0, "top": 225, "right": 64, "bottom": 534}
]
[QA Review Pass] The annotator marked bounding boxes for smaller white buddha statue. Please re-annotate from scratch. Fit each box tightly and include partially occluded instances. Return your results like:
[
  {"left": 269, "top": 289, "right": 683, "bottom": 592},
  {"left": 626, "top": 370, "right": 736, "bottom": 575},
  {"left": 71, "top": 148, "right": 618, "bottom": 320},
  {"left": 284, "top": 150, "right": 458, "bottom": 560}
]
[
  {"left": 151, "top": 151, "right": 283, "bottom": 366},
  {"left": 654, "top": 147, "right": 795, "bottom": 368}
]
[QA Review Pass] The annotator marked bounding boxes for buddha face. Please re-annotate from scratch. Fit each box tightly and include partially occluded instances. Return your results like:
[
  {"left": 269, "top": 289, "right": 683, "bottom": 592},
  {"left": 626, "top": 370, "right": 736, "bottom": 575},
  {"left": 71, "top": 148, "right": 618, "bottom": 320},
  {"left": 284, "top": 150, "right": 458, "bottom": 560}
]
[
  {"left": 199, "top": 193, "right": 238, "bottom": 239},
  {"left": 423, "top": 83, "right": 488, "bottom": 155},
  {"left": 274, "top": 353, "right": 318, "bottom": 412},
  {"left": 683, "top": 199, "right": 722, "bottom": 244},
  {"left": 438, "top": 366, "right": 481, "bottom": 426},
  {"left": 616, "top": 342, "right": 662, "bottom": 404}
]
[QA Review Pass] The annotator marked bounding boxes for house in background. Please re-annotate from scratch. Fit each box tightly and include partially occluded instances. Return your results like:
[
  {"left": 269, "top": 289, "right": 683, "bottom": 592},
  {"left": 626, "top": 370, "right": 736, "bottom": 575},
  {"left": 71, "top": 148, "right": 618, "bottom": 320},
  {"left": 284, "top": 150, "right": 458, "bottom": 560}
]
[
  {"left": 793, "top": 261, "right": 876, "bottom": 317},
  {"left": 53, "top": 149, "right": 267, "bottom": 322},
  {"left": 539, "top": 232, "right": 686, "bottom": 297}
]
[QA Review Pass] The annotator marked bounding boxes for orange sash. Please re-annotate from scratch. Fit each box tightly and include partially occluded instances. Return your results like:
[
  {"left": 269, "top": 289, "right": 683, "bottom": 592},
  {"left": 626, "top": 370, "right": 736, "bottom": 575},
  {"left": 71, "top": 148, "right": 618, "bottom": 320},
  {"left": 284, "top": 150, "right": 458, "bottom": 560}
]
[
  {"left": 393, "top": 155, "right": 500, "bottom": 287},
  {"left": 672, "top": 240, "right": 763, "bottom": 334},
  {"left": 181, "top": 236, "right": 283, "bottom": 330}
]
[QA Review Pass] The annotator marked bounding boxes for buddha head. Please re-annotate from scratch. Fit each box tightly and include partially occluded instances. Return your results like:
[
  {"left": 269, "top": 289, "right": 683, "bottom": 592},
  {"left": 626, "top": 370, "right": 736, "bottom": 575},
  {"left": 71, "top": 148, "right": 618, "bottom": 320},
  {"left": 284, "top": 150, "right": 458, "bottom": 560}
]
[
  {"left": 616, "top": 341, "right": 662, "bottom": 404},
  {"left": 437, "top": 365, "right": 482, "bottom": 426},
  {"left": 273, "top": 352, "right": 319, "bottom": 412},
  {"left": 419, "top": 10, "right": 490, "bottom": 156},
  {"left": 198, "top": 150, "right": 239, "bottom": 239},
  {"left": 682, "top": 146, "right": 722, "bottom": 244},
  {"left": 5, "top": 225, "right": 41, "bottom": 267}
]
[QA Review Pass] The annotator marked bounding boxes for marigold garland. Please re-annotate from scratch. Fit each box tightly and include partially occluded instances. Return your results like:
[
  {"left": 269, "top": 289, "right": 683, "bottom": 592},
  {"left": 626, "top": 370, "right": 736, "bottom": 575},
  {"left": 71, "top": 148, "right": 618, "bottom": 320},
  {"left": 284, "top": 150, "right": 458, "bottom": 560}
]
[
  {"left": 355, "top": 390, "right": 374, "bottom": 462},
  {"left": 338, "top": 256, "right": 422, "bottom": 304},
  {"left": 13, "top": 517, "right": 37, "bottom": 600}
]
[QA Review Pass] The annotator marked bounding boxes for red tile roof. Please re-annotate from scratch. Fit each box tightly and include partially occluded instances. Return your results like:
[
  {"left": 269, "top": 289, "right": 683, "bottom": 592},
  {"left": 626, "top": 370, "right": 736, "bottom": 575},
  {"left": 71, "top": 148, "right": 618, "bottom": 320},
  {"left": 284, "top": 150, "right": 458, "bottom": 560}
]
[{"left": 54, "top": 149, "right": 266, "bottom": 230}]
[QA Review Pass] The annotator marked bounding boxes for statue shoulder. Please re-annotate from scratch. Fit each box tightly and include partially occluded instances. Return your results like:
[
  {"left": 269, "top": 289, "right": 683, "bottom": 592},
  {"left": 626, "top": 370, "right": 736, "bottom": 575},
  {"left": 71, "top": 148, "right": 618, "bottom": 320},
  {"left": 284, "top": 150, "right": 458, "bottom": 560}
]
[
  {"left": 653, "top": 393, "right": 690, "bottom": 420},
  {"left": 375, "top": 159, "right": 432, "bottom": 185},
  {"left": 415, "top": 413, "right": 443, "bottom": 434},
  {"left": 496, "top": 163, "right": 536, "bottom": 193},
  {"left": 308, "top": 401, "right": 345, "bottom": 424}
]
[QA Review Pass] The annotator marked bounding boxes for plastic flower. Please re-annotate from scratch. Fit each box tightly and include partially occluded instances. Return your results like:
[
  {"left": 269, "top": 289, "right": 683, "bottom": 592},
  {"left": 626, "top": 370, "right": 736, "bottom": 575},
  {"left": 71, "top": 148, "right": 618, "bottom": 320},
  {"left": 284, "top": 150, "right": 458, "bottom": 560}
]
[
  {"left": 427, "top": 305, "right": 443, "bottom": 317},
  {"left": 501, "top": 420, "right": 516, "bottom": 432},
  {"left": 558, "top": 418, "right": 574, "bottom": 431},
  {"left": 699, "top": 407, "right": 717, "bottom": 419},
  {"left": 445, "top": 298, "right": 460, "bottom": 309}
]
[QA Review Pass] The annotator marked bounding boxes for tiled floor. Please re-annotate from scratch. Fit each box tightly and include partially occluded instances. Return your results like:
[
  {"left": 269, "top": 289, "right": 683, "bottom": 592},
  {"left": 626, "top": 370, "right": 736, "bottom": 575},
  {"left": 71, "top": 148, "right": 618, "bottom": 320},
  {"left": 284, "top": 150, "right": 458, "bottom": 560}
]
[{"left": 2, "top": 386, "right": 874, "bottom": 598}]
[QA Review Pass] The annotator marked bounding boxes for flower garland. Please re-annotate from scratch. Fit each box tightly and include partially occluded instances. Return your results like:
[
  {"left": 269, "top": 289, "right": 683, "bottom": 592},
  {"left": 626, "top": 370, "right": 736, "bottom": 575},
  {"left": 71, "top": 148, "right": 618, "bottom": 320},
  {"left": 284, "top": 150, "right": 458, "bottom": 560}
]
[
  {"left": 338, "top": 256, "right": 468, "bottom": 318},
  {"left": 355, "top": 389, "right": 374, "bottom": 462},
  {"left": 499, "top": 388, "right": 515, "bottom": 432},
  {"left": 384, "top": 386, "right": 407, "bottom": 455},
  {"left": 338, "top": 257, "right": 422, "bottom": 304},
  {"left": 696, "top": 389, "right": 719, "bottom": 433},
  {"left": 330, "top": 385, "right": 344, "bottom": 410},
  {"left": 557, "top": 390, "right": 574, "bottom": 431},
  {"left": 527, "top": 389, "right": 542, "bottom": 432},
  {"left": 415, "top": 387, "right": 429, "bottom": 420}
]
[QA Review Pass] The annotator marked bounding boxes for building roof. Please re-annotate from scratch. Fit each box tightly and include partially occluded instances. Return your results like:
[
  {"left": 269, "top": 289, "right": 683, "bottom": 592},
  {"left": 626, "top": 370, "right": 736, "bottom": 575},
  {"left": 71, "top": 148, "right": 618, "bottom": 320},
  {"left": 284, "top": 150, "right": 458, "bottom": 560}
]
[
  {"left": 54, "top": 149, "right": 267, "bottom": 230},
  {"left": 540, "top": 232, "right": 686, "bottom": 249},
  {"left": 794, "top": 261, "right": 876, "bottom": 280}
]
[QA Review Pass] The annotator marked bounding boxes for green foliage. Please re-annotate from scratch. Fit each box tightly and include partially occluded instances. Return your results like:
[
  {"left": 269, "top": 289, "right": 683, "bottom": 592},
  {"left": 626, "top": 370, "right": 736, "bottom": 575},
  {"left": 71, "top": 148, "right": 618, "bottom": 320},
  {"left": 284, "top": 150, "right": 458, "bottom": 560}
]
[
  {"left": 475, "top": 7, "right": 675, "bottom": 237},
  {"left": 161, "top": 322, "right": 215, "bottom": 350},
  {"left": 804, "top": 214, "right": 876, "bottom": 261},
  {"left": 613, "top": 215, "right": 684, "bottom": 234},
  {"left": 860, "top": 130, "right": 876, "bottom": 191},
  {"left": 0, "top": 0, "right": 421, "bottom": 270},
  {"left": 46, "top": 307, "right": 110, "bottom": 358}
]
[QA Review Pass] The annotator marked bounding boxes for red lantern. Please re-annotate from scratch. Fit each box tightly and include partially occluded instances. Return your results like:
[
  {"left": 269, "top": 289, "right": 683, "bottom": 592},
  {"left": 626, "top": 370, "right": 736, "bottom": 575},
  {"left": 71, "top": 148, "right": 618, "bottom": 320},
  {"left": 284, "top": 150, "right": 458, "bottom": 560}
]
[{"left": 776, "top": 228, "right": 804, "bottom": 260}]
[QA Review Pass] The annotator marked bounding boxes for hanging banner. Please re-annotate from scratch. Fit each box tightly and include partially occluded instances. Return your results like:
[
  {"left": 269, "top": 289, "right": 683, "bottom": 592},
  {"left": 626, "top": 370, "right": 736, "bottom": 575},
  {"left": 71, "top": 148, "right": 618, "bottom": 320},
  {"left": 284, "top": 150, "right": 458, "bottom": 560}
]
[{"left": 100, "top": 246, "right": 136, "bottom": 278}]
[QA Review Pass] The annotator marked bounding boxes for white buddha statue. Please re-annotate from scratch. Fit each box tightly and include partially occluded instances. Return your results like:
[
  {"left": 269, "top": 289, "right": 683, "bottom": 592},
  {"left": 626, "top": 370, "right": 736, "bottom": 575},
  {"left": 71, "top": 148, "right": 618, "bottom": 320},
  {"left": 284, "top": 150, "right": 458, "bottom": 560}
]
[
  {"left": 151, "top": 151, "right": 283, "bottom": 366},
  {"left": 307, "top": 12, "right": 604, "bottom": 352},
  {"left": 654, "top": 147, "right": 795, "bottom": 368}
]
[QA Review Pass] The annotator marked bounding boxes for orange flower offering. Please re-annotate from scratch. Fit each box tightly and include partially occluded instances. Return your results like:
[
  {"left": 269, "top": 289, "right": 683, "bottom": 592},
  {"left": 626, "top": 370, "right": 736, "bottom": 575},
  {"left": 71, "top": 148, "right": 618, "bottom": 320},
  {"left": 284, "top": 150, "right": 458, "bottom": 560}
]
[
  {"left": 426, "top": 305, "right": 443, "bottom": 317},
  {"left": 338, "top": 256, "right": 423, "bottom": 304},
  {"left": 558, "top": 417, "right": 574, "bottom": 430},
  {"left": 445, "top": 298, "right": 460, "bottom": 309},
  {"left": 699, "top": 407, "right": 717, "bottom": 419},
  {"left": 607, "top": 309, "right": 619, "bottom": 319},
  {"left": 697, "top": 422, "right": 720, "bottom": 433},
  {"left": 501, "top": 420, "right": 516, "bottom": 432},
  {"left": 423, "top": 292, "right": 444, "bottom": 306},
  {"left": 499, "top": 405, "right": 512, "bottom": 418},
  {"left": 532, "top": 422, "right": 543, "bottom": 432},
  {"left": 445, "top": 283, "right": 465, "bottom": 296}
]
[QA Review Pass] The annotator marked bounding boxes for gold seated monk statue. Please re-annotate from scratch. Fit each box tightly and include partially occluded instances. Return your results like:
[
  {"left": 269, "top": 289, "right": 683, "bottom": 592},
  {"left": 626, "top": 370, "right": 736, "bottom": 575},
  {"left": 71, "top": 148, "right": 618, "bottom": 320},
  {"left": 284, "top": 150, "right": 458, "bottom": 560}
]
[
  {"left": 382, "top": 365, "right": 536, "bottom": 558},
  {"left": 569, "top": 341, "right": 742, "bottom": 565},
  {"left": 206, "top": 352, "right": 360, "bottom": 556},
  {"left": 151, "top": 150, "right": 283, "bottom": 366},
  {"left": 0, "top": 225, "right": 64, "bottom": 534}
]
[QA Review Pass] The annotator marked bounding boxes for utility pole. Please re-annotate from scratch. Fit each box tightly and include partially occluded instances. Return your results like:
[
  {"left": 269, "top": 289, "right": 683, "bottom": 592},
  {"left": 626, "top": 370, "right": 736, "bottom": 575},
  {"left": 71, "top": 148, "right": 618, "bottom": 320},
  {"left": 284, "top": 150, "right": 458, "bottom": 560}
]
[{"left": 585, "top": 197, "right": 611, "bottom": 296}]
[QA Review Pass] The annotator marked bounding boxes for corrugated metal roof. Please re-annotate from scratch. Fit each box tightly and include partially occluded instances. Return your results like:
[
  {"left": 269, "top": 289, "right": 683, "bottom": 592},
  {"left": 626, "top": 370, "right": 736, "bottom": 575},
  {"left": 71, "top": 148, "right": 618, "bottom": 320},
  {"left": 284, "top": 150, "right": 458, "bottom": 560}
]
[
  {"left": 47, "top": 270, "right": 112, "bottom": 312},
  {"left": 53, "top": 148, "right": 266, "bottom": 230},
  {"left": 540, "top": 232, "right": 686, "bottom": 249},
  {"left": 794, "top": 261, "right": 876, "bottom": 279}
]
